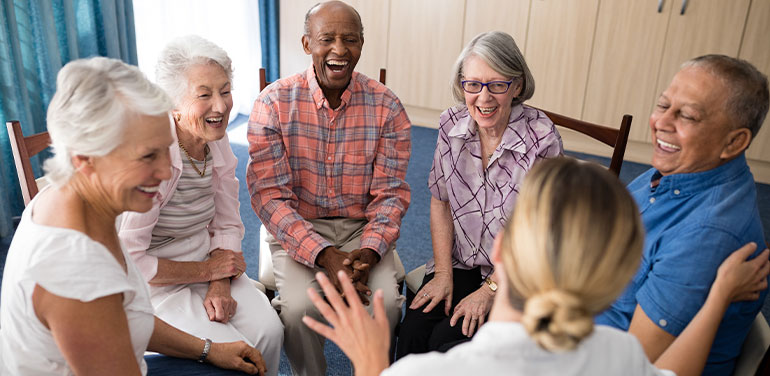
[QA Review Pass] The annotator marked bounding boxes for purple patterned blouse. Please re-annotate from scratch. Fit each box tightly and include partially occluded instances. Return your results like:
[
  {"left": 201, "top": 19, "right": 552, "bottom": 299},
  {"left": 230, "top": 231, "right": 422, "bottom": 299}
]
[{"left": 427, "top": 104, "right": 563, "bottom": 279}]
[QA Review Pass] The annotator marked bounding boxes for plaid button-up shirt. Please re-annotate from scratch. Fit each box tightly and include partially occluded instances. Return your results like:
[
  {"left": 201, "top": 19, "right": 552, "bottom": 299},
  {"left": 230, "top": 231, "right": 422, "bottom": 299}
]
[{"left": 247, "top": 66, "right": 411, "bottom": 267}]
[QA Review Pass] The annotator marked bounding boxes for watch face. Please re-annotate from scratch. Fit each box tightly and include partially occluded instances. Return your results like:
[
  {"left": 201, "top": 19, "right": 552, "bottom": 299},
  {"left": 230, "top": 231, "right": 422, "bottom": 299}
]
[{"left": 487, "top": 278, "right": 497, "bottom": 292}]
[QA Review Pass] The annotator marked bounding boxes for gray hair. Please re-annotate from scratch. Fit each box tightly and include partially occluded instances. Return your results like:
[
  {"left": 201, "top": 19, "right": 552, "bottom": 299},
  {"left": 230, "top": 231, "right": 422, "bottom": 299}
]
[
  {"left": 682, "top": 54, "right": 769, "bottom": 139},
  {"left": 303, "top": 1, "right": 364, "bottom": 38},
  {"left": 44, "top": 57, "right": 173, "bottom": 186},
  {"left": 451, "top": 31, "right": 535, "bottom": 106},
  {"left": 155, "top": 35, "right": 233, "bottom": 105}
]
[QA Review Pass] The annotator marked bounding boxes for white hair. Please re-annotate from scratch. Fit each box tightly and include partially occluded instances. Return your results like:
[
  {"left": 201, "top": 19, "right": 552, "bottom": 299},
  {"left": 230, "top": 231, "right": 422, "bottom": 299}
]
[
  {"left": 155, "top": 35, "right": 233, "bottom": 105},
  {"left": 44, "top": 57, "right": 173, "bottom": 186}
]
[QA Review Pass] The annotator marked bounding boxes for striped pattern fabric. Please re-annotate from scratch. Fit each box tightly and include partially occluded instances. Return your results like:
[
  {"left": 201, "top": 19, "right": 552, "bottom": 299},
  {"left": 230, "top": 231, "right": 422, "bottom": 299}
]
[
  {"left": 426, "top": 104, "right": 562, "bottom": 279},
  {"left": 150, "top": 152, "right": 215, "bottom": 249},
  {"left": 247, "top": 66, "right": 411, "bottom": 267}
]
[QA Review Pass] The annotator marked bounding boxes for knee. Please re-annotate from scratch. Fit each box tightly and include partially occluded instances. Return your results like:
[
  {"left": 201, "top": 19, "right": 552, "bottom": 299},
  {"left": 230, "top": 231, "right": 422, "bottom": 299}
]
[
  {"left": 379, "top": 286, "right": 404, "bottom": 327},
  {"left": 278, "top": 296, "right": 318, "bottom": 330}
]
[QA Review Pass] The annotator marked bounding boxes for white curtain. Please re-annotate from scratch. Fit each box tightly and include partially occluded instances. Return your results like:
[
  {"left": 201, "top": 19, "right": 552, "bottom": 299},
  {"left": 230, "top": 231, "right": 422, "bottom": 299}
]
[{"left": 132, "top": 0, "right": 262, "bottom": 116}]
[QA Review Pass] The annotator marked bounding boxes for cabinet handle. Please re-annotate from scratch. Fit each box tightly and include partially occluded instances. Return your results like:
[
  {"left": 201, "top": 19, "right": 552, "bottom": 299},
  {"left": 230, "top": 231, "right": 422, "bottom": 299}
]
[
  {"left": 658, "top": 0, "right": 663, "bottom": 13},
  {"left": 680, "top": 0, "right": 688, "bottom": 15}
]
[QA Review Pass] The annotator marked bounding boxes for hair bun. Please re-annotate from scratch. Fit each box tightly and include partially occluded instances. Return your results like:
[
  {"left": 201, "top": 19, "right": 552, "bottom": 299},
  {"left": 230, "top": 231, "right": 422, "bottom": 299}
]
[{"left": 521, "top": 290, "right": 594, "bottom": 352}]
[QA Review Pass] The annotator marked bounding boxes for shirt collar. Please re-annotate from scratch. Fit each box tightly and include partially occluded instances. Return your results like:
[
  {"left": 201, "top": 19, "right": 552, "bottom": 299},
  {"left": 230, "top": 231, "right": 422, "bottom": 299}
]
[
  {"left": 306, "top": 65, "right": 355, "bottom": 110},
  {"left": 447, "top": 104, "right": 528, "bottom": 154},
  {"left": 652, "top": 154, "right": 749, "bottom": 194}
]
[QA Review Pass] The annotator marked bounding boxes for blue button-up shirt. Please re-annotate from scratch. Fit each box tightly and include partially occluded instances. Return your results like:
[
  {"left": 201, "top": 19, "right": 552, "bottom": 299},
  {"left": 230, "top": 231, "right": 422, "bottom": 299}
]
[{"left": 596, "top": 154, "right": 767, "bottom": 376}]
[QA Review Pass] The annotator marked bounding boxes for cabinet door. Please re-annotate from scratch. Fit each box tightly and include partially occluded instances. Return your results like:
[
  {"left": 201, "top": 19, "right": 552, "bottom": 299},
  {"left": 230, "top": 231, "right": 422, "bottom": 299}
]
[
  {"left": 386, "top": 0, "right": 465, "bottom": 111},
  {"left": 582, "top": 0, "right": 673, "bottom": 143},
  {"left": 739, "top": 0, "right": 770, "bottom": 162},
  {"left": 524, "top": 0, "right": 600, "bottom": 119},
  {"left": 278, "top": 0, "right": 390, "bottom": 81},
  {"left": 648, "top": 0, "right": 751, "bottom": 142},
  {"left": 463, "top": 0, "right": 530, "bottom": 53}
]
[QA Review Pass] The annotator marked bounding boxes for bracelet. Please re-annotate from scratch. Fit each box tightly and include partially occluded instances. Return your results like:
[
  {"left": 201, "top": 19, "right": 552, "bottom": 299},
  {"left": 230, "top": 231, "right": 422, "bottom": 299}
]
[{"left": 198, "top": 338, "right": 212, "bottom": 363}]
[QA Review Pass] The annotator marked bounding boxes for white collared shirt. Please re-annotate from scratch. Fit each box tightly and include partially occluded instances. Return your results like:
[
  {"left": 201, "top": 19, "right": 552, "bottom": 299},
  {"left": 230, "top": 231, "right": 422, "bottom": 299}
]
[{"left": 385, "top": 322, "right": 675, "bottom": 376}]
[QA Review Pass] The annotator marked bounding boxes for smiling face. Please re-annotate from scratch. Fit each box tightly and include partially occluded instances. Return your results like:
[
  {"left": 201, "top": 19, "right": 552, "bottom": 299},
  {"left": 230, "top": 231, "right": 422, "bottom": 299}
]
[
  {"left": 463, "top": 55, "right": 522, "bottom": 132},
  {"left": 302, "top": 2, "right": 363, "bottom": 102},
  {"left": 174, "top": 63, "right": 233, "bottom": 144},
  {"left": 89, "top": 113, "right": 173, "bottom": 214},
  {"left": 649, "top": 66, "right": 738, "bottom": 176}
]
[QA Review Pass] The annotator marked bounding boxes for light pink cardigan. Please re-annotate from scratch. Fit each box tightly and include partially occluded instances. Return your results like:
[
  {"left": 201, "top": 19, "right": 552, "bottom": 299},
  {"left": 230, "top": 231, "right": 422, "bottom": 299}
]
[{"left": 118, "top": 120, "right": 245, "bottom": 281}]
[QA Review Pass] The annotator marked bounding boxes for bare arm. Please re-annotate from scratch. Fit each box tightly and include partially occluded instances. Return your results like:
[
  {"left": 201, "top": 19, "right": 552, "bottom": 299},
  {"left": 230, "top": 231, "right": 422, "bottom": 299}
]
[
  {"left": 149, "top": 248, "right": 245, "bottom": 286},
  {"left": 628, "top": 305, "right": 676, "bottom": 362},
  {"left": 410, "top": 197, "right": 455, "bottom": 314},
  {"left": 32, "top": 286, "right": 141, "bottom": 376}
]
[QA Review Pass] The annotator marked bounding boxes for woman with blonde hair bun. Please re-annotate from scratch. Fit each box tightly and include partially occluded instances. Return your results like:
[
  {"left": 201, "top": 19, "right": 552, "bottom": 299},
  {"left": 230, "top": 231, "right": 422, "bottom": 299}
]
[{"left": 301, "top": 157, "right": 769, "bottom": 376}]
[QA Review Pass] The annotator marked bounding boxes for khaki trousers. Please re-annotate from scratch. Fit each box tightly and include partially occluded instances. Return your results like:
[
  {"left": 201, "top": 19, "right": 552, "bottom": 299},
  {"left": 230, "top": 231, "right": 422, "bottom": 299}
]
[{"left": 266, "top": 217, "right": 404, "bottom": 376}]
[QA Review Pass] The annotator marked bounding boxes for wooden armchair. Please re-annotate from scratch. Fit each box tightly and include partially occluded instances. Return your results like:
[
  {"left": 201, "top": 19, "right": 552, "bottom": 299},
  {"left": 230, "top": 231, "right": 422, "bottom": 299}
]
[{"left": 6, "top": 120, "right": 51, "bottom": 206}]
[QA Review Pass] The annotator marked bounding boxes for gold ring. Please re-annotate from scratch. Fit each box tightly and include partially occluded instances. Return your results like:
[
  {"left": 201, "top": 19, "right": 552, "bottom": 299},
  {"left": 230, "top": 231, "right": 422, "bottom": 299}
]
[{"left": 234, "top": 272, "right": 243, "bottom": 279}]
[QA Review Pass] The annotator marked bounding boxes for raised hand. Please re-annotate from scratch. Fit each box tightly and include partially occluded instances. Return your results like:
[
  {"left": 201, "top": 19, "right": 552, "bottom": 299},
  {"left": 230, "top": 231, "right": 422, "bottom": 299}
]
[{"left": 302, "top": 271, "right": 390, "bottom": 376}]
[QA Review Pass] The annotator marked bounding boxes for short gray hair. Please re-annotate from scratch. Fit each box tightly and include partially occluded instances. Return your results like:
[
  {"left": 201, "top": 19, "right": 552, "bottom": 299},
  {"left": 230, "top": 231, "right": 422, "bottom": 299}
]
[
  {"left": 450, "top": 31, "right": 535, "bottom": 106},
  {"left": 683, "top": 54, "right": 769, "bottom": 139},
  {"left": 155, "top": 35, "right": 233, "bottom": 105},
  {"left": 44, "top": 57, "right": 173, "bottom": 186},
  {"left": 303, "top": 1, "right": 364, "bottom": 38}
]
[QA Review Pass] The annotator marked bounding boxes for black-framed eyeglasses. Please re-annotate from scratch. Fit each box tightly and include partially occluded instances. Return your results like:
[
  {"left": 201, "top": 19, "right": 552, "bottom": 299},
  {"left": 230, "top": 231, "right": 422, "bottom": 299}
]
[{"left": 461, "top": 80, "right": 514, "bottom": 94}]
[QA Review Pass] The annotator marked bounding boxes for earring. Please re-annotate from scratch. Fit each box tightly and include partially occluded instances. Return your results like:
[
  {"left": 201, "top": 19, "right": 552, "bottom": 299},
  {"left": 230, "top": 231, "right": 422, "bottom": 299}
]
[{"left": 173, "top": 113, "right": 181, "bottom": 122}]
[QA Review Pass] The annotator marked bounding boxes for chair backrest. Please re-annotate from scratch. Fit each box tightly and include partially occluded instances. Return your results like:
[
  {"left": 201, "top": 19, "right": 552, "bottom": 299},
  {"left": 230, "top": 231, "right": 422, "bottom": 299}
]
[
  {"left": 734, "top": 313, "right": 770, "bottom": 376},
  {"left": 6, "top": 120, "right": 51, "bottom": 206},
  {"left": 534, "top": 108, "right": 632, "bottom": 176},
  {"left": 259, "top": 67, "right": 387, "bottom": 91}
]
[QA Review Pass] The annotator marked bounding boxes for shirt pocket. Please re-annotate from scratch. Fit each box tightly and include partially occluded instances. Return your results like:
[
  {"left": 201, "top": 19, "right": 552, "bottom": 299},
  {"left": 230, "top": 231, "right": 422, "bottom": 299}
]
[{"left": 340, "top": 153, "right": 373, "bottom": 196}]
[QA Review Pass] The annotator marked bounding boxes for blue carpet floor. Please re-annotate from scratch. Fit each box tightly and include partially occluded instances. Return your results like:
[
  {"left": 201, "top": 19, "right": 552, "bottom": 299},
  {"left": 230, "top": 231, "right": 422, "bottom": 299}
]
[{"left": 2, "top": 117, "right": 770, "bottom": 375}]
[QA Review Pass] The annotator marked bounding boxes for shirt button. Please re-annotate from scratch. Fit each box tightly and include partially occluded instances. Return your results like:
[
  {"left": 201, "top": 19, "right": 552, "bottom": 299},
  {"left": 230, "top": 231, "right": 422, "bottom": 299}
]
[
  {"left": 674, "top": 189, "right": 680, "bottom": 195},
  {"left": 327, "top": 156, "right": 332, "bottom": 161},
  {"left": 659, "top": 319, "right": 667, "bottom": 327},
  {"left": 649, "top": 197, "right": 656, "bottom": 204}
]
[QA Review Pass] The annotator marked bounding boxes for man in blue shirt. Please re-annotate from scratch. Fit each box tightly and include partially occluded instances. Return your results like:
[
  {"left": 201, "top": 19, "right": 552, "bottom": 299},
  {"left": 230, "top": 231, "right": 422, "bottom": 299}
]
[{"left": 596, "top": 55, "right": 769, "bottom": 375}]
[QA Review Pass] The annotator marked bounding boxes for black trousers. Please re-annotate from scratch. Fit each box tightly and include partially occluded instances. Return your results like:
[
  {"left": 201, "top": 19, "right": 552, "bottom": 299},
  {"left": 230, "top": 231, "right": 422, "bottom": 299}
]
[{"left": 395, "top": 267, "right": 485, "bottom": 359}]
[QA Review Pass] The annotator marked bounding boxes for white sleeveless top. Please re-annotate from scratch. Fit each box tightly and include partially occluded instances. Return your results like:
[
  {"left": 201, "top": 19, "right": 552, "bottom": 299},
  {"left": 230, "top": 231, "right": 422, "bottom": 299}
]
[{"left": 0, "top": 192, "right": 155, "bottom": 375}]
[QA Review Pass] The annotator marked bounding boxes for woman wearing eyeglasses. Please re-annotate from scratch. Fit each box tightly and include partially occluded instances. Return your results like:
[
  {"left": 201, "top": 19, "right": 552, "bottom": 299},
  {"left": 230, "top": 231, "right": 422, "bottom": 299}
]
[{"left": 396, "top": 31, "right": 563, "bottom": 358}]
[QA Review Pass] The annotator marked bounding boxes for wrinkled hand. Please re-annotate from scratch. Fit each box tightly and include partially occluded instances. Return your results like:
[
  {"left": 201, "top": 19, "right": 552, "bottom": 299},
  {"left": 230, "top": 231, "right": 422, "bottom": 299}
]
[
  {"left": 410, "top": 270, "right": 453, "bottom": 315},
  {"left": 450, "top": 285, "right": 494, "bottom": 337},
  {"left": 316, "top": 246, "right": 355, "bottom": 294},
  {"left": 343, "top": 248, "right": 379, "bottom": 305},
  {"left": 206, "top": 249, "right": 246, "bottom": 281},
  {"left": 713, "top": 243, "right": 770, "bottom": 303},
  {"left": 207, "top": 341, "right": 266, "bottom": 375},
  {"left": 302, "top": 271, "right": 390, "bottom": 376},
  {"left": 204, "top": 279, "right": 237, "bottom": 323}
]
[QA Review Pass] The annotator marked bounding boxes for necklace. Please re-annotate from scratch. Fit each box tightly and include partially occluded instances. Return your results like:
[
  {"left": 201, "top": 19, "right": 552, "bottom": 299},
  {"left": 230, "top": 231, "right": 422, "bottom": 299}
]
[{"left": 178, "top": 141, "right": 209, "bottom": 177}]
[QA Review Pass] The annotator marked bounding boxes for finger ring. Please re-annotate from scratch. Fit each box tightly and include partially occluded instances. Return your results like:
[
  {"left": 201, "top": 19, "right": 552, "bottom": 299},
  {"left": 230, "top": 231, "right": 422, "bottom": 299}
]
[
  {"left": 423, "top": 293, "right": 429, "bottom": 297},
  {"left": 234, "top": 272, "right": 243, "bottom": 279}
]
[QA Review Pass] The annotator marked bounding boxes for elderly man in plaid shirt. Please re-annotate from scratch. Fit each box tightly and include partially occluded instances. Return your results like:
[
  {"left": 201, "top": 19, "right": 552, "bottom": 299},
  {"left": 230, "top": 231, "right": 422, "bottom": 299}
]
[{"left": 246, "top": 2, "right": 411, "bottom": 375}]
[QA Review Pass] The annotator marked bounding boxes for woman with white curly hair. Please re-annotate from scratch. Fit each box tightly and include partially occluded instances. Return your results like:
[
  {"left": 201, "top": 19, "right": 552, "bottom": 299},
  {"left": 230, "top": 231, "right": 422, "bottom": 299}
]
[
  {"left": 303, "top": 157, "right": 769, "bottom": 376},
  {"left": 0, "top": 56, "right": 266, "bottom": 375},
  {"left": 117, "top": 35, "right": 282, "bottom": 375}
]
